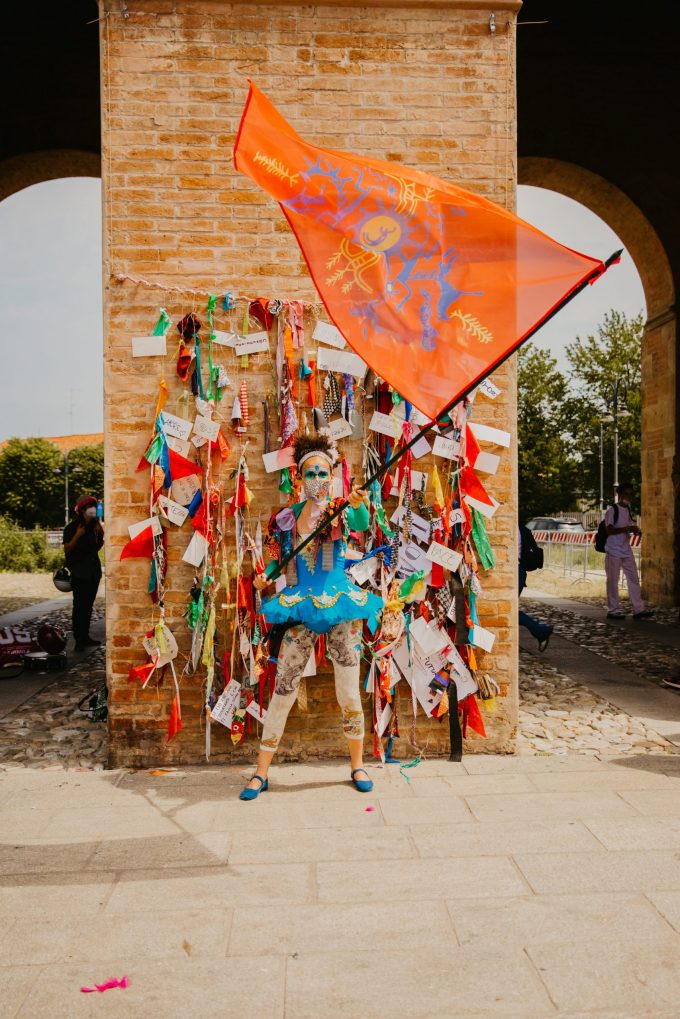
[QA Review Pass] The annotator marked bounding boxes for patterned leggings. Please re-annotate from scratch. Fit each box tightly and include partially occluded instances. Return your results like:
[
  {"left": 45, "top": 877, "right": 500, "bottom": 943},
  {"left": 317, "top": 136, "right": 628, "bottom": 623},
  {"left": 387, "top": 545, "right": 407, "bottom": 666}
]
[{"left": 260, "top": 619, "right": 364, "bottom": 752}]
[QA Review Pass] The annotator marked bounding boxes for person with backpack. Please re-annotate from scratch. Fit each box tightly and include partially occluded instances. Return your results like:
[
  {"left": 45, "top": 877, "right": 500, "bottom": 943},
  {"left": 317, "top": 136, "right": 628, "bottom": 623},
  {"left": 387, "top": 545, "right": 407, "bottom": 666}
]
[
  {"left": 600, "top": 482, "right": 653, "bottom": 621},
  {"left": 518, "top": 524, "right": 553, "bottom": 651}
]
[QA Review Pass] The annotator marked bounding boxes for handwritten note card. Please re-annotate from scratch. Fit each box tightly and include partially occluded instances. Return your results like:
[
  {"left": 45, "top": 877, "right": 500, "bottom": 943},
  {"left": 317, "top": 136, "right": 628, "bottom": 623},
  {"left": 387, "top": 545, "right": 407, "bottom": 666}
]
[
  {"left": 369, "top": 411, "right": 401, "bottom": 440},
  {"left": 193, "top": 415, "right": 220, "bottom": 443},
  {"left": 469, "top": 422, "right": 511, "bottom": 448},
  {"left": 432, "top": 435, "right": 462, "bottom": 460},
  {"left": 234, "top": 331, "right": 269, "bottom": 356},
  {"left": 478, "top": 378, "right": 501, "bottom": 400},
  {"left": 162, "top": 413, "right": 193, "bottom": 441},
  {"left": 313, "top": 320, "right": 346, "bottom": 349},
  {"left": 470, "top": 624, "right": 496, "bottom": 653},
  {"left": 171, "top": 474, "right": 201, "bottom": 506},
  {"left": 426, "top": 541, "right": 463, "bottom": 573},
  {"left": 211, "top": 330, "right": 240, "bottom": 347},
  {"left": 157, "top": 496, "right": 189, "bottom": 527},
  {"left": 209, "top": 679, "right": 241, "bottom": 728},
  {"left": 324, "top": 416, "right": 353, "bottom": 441}
]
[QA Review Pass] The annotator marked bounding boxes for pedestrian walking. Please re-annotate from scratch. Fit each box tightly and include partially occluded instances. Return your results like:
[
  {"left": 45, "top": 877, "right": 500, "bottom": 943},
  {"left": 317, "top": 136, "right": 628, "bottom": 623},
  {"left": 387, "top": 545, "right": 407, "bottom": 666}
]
[
  {"left": 63, "top": 495, "right": 104, "bottom": 652},
  {"left": 604, "top": 482, "right": 653, "bottom": 620}
]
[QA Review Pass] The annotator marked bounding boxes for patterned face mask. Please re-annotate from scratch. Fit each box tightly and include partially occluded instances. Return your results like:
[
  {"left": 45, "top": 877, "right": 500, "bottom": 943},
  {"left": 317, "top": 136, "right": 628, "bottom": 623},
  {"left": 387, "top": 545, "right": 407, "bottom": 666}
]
[{"left": 302, "top": 474, "right": 331, "bottom": 501}]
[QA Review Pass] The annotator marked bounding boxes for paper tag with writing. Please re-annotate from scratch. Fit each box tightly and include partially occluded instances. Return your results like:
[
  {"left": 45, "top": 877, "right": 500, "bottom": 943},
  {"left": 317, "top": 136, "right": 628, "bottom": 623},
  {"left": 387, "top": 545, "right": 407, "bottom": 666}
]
[
  {"left": 193, "top": 414, "right": 220, "bottom": 442},
  {"left": 396, "top": 540, "right": 432, "bottom": 579},
  {"left": 478, "top": 378, "right": 501, "bottom": 400},
  {"left": 448, "top": 507, "right": 466, "bottom": 526},
  {"left": 324, "top": 417, "right": 353, "bottom": 441},
  {"left": 313, "top": 320, "right": 346, "bottom": 349},
  {"left": 390, "top": 469, "right": 427, "bottom": 497},
  {"left": 426, "top": 541, "right": 463, "bottom": 572},
  {"left": 245, "top": 700, "right": 267, "bottom": 724},
  {"left": 433, "top": 434, "right": 462, "bottom": 460},
  {"left": 411, "top": 434, "right": 432, "bottom": 460},
  {"left": 191, "top": 434, "right": 207, "bottom": 449},
  {"left": 349, "top": 557, "right": 379, "bottom": 586},
  {"left": 162, "top": 413, "right": 193, "bottom": 441},
  {"left": 234, "top": 331, "right": 269, "bottom": 356},
  {"left": 390, "top": 506, "right": 433, "bottom": 546},
  {"left": 317, "top": 346, "right": 366, "bottom": 378},
  {"left": 369, "top": 411, "right": 401, "bottom": 440},
  {"left": 165, "top": 435, "right": 191, "bottom": 457},
  {"left": 132, "top": 335, "right": 166, "bottom": 357},
  {"left": 262, "top": 446, "right": 296, "bottom": 473},
  {"left": 157, "top": 496, "right": 189, "bottom": 527},
  {"left": 209, "top": 679, "right": 241, "bottom": 728},
  {"left": 410, "top": 616, "right": 451, "bottom": 656},
  {"left": 171, "top": 474, "right": 201, "bottom": 506}
]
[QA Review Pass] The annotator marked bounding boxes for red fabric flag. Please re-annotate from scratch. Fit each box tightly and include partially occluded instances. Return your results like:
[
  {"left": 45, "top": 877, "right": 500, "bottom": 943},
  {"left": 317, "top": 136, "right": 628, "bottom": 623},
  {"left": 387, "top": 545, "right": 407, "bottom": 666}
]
[
  {"left": 235, "top": 83, "right": 609, "bottom": 419},
  {"left": 167, "top": 447, "right": 202, "bottom": 482},
  {"left": 465, "top": 423, "right": 481, "bottom": 469},
  {"left": 460, "top": 465, "right": 494, "bottom": 507},
  {"left": 167, "top": 695, "right": 182, "bottom": 742},
  {"left": 120, "top": 525, "right": 155, "bottom": 560},
  {"left": 128, "top": 661, "right": 156, "bottom": 684},
  {"left": 461, "top": 694, "right": 487, "bottom": 739}
]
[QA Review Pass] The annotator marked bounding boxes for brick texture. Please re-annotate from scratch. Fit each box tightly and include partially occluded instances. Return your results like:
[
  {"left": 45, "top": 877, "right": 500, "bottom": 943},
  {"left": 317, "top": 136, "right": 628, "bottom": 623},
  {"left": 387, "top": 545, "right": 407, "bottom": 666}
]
[{"left": 101, "top": 0, "right": 520, "bottom": 767}]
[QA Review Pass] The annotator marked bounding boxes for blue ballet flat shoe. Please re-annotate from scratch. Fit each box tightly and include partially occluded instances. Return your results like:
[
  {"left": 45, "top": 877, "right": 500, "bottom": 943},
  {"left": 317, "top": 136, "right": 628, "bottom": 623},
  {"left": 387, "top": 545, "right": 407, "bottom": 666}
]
[
  {"left": 239, "top": 775, "right": 268, "bottom": 801},
  {"left": 351, "top": 768, "right": 374, "bottom": 793}
]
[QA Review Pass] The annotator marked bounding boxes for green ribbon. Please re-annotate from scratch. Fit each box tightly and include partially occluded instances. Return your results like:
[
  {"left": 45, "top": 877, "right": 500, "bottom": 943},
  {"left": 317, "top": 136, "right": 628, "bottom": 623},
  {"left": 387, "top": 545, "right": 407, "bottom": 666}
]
[
  {"left": 152, "top": 308, "right": 171, "bottom": 336},
  {"left": 144, "top": 432, "right": 163, "bottom": 466},
  {"left": 399, "top": 755, "right": 422, "bottom": 785},
  {"left": 206, "top": 295, "right": 218, "bottom": 401},
  {"left": 279, "top": 467, "right": 293, "bottom": 495},
  {"left": 398, "top": 570, "right": 424, "bottom": 600},
  {"left": 471, "top": 507, "right": 495, "bottom": 570}
]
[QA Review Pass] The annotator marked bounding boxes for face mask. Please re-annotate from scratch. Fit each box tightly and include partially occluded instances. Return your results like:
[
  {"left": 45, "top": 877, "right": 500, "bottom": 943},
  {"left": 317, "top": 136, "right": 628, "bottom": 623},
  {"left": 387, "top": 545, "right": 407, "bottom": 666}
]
[
  {"left": 84, "top": 507, "right": 97, "bottom": 520},
  {"left": 303, "top": 475, "right": 331, "bottom": 502}
]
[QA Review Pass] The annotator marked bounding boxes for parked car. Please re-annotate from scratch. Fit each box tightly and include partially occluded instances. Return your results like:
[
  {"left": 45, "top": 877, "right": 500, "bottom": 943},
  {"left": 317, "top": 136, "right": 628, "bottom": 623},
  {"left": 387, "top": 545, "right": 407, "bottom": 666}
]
[{"left": 525, "top": 517, "right": 585, "bottom": 533}]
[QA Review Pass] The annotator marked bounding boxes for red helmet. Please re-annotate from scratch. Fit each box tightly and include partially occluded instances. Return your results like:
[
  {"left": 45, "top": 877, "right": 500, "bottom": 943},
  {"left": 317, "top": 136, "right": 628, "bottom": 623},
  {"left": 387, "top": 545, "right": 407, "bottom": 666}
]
[{"left": 36, "top": 624, "right": 67, "bottom": 654}]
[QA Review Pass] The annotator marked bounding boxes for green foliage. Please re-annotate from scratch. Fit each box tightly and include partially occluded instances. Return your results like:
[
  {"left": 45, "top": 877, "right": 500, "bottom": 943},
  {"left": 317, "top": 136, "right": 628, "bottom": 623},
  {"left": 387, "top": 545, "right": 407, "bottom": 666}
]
[
  {"left": 0, "top": 438, "right": 64, "bottom": 528},
  {"left": 68, "top": 443, "right": 104, "bottom": 508},
  {"left": 565, "top": 310, "right": 643, "bottom": 508},
  {"left": 0, "top": 516, "right": 63, "bottom": 573},
  {"left": 518, "top": 310, "right": 643, "bottom": 517},
  {"left": 0, "top": 440, "right": 104, "bottom": 529},
  {"left": 517, "top": 344, "right": 579, "bottom": 520}
]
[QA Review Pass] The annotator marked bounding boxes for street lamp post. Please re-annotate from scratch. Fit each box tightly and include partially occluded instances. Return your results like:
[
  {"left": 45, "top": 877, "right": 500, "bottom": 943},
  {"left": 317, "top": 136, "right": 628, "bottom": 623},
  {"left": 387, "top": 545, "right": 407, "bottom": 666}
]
[
  {"left": 599, "top": 414, "right": 613, "bottom": 513},
  {"left": 604, "top": 378, "right": 631, "bottom": 503},
  {"left": 54, "top": 452, "right": 80, "bottom": 527}
]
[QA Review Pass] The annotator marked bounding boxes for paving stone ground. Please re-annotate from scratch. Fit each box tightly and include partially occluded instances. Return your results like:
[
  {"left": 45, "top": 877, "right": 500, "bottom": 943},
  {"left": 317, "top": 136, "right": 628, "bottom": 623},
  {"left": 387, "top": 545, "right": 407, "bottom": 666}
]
[{"left": 1, "top": 594, "right": 680, "bottom": 1016}]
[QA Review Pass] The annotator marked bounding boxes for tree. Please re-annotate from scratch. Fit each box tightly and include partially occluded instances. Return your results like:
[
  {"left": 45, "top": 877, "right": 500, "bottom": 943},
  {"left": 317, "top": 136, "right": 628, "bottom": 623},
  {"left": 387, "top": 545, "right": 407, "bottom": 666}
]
[
  {"left": 517, "top": 343, "right": 579, "bottom": 520},
  {"left": 0, "top": 439, "right": 64, "bottom": 528},
  {"left": 565, "top": 309, "right": 643, "bottom": 508},
  {"left": 69, "top": 443, "right": 104, "bottom": 509}
]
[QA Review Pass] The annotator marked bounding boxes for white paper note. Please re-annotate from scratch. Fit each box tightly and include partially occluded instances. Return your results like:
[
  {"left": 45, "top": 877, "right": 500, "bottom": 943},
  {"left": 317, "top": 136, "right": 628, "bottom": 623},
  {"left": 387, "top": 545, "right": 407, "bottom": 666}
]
[
  {"left": 410, "top": 616, "right": 451, "bottom": 657},
  {"left": 171, "top": 474, "right": 201, "bottom": 506},
  {"left": 182, "top": 531, "right": 208, "bottom": 568},
  {"left": 313, "top": 320, "right": 346, "bottom": 349},
  {"left": 448, "top": 507, "right": 466, "bottom": 526},
  {"left": 191, "top": 434, "right": 207, "bottom": 449},
  {"left": 369, "top": 411, "right": 401, "bottom": 440},
  {"left": 157, "top": 496, "right": 189, "bottom": 527},
  {"left": 210, "top": 679, "right": 241, "bottom": 728},
  {"left": 390, "top": 403, "right": 430, "bottom": 427},
  {"left": 390, "top": 469, "right": 427, "bottom": 497},
  {"left": 426, "top": 541, "right": 463, "bottom": 573},
  {"left": 162, "top": 413, "right": 193, "bottom": 441},
  {"left": 324, "top": 417, "right": 353, "bottom": 441},
  {"left": 474, "top": 451, "right": 500, "bottom": 475},
  {"left": 132, "top": 335, "right": 167, "bottom": 357},
  {"left": 469, "top": 422, "right": 511, "bottom": 448},
  {"left": 446, "top": 646, "right": 478, "bottom": 700},
  {"left": 349, "top": 557, "right": 379, "bottom": 586},
  {"left": 165, "top": 435, "right": 191, "bottom": 457},
  {"left": 245, "top": 700, "right": 267, "bottom": 724},
  {"left": 234, "top": 331, "right": 269, "bottom": 356},
  {"left": 302, "top": 652, "right": 317, "bottom": 677},
  {"left": 377, "top": 701, "right": 393, "bottom": 737},
  {"left": 411, "top": 434, "right": 432, "bottom": 460},
  {"left": 390, "top": 506, "right": 434, "bottom": 546},
  {"left": 193, "top": 415, "right": 220, "bottom": 442},
  {"left": 470, "top": 624, "right": 496, "bottom": 652},
  {"left": 128, "top": 515, "right": 163, "bottom": 540},
  {"left": 317, "top": 346, "right": 366, "bottom": 378},
  {"left": 262, "top": 446, "right": 296, "bottom": 474},
  {"left": 478, "top": 378, "right": 501, "bottom": 400},
  {"left": 433, "top": 435, "right": 462, "bottom": 460},
  {"left": 396, "top": 540, "right": 432, "bottom": 579}
]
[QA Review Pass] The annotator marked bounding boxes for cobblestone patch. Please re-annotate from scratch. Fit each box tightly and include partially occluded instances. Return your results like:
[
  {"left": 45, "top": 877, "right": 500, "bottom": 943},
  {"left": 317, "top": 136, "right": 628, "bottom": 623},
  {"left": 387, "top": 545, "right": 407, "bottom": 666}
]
[
  {"left": 518, "top": 649, "right": 675, "bottom": 756},
  {"left": 523, "top": 599, "right": 680, "bottom": 685}
]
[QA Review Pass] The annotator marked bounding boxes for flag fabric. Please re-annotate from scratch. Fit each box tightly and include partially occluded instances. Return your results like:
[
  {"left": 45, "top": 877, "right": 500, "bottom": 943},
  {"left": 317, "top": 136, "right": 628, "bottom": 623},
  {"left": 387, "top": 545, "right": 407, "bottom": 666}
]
[
  {"left": 120, "top": 525, "right": 155, "bottom": 560},
  {"left": 234, "top": 83, "right": 608, "bottom": 419}
]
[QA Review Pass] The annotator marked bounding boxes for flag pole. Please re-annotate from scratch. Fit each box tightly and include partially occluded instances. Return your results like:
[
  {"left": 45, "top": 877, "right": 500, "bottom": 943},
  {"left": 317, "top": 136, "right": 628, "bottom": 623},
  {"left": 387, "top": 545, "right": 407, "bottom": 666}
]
[{"left": 266, "top": 249, "right": 622, "bottom": 581}]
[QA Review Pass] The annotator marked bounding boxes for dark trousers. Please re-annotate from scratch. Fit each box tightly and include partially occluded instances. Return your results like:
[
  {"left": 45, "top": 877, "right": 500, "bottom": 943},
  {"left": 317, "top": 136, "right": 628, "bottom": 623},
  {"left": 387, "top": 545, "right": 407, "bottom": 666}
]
[{"left": 71, "top": 574, "right": 100, "bottom": 644}]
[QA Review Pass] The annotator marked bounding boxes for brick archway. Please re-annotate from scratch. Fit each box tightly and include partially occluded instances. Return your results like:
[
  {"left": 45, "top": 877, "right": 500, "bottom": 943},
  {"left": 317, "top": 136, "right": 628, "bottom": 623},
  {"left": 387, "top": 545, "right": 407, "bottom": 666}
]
[
  {"left": 0, "top": 149, "right": 100, "bottom": 202},
  {"left": 519, "top": 157, "right": 677, "bottom": 604}
]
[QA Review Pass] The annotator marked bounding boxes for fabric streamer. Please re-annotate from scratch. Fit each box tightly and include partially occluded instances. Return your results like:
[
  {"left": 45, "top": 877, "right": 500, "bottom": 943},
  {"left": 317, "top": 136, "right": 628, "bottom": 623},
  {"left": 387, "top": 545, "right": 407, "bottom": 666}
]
[{"left": 80, "top": 977, "right": 129, "bottom": 994}]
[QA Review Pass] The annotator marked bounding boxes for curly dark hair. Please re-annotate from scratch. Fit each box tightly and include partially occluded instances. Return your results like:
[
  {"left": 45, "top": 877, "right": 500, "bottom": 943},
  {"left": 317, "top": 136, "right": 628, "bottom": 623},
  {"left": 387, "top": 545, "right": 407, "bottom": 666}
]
[{"left": 292, "top": 433, "right": 332, "bottom": 466}]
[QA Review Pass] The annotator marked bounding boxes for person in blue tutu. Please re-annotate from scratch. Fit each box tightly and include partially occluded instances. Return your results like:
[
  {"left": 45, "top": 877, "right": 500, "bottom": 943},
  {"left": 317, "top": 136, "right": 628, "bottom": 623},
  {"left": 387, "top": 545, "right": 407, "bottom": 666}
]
[{"left": 240, "top": 434, "right": 383, "bottom": 800}]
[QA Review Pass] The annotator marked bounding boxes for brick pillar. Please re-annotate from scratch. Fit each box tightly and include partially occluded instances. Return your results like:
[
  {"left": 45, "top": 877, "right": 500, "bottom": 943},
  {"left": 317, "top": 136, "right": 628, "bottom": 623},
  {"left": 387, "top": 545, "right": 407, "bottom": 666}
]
[{"left": 100, "top": 0, "right": 520, "bottom": 767}]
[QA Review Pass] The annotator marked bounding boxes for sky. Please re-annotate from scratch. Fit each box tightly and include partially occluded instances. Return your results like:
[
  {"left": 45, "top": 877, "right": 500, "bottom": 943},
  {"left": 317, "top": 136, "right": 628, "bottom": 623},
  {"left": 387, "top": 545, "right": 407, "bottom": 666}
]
[{"left": 0, "top": 178, "right": 646, "bottom": 442}]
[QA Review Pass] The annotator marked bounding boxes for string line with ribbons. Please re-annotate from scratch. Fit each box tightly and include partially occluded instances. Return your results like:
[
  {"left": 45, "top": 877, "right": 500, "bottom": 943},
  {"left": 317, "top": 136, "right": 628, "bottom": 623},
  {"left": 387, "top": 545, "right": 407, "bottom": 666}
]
[{"left": 266, "top": 247, "right": 622, "bottom": 581}]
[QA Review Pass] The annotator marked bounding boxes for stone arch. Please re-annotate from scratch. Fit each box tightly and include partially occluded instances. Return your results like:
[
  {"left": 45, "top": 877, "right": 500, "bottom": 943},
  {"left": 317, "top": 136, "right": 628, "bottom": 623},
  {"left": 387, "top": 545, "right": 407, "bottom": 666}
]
[
  {"left": 0, "top": 150, "right": 101, "bottom": 202},
  {"left": 518, "top": 157, "right": 677, "bottom": 603}
]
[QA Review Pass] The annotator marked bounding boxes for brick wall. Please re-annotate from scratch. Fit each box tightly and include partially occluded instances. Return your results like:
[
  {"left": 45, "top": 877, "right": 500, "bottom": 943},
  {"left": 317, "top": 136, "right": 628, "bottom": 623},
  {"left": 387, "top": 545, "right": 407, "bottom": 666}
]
[{"left": 101, "top": 0, "right": 520, "bottom": 768}]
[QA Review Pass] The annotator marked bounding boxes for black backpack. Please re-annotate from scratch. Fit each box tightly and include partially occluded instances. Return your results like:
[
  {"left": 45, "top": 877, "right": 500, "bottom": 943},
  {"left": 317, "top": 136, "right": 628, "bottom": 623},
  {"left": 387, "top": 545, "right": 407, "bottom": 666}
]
[
  {"left": 520, "top": 525, "right": 544, "bottom": 572},
  {"left": 594, "top": 505, "right": 618, "bottom": 552}
]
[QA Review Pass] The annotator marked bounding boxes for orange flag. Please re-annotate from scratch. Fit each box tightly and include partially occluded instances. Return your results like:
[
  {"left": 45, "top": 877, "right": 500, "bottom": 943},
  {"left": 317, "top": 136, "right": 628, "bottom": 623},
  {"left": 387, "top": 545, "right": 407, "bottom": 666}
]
[
  {"left": 167, "top": 695, "right": 182, "bottom": 742},
  {"left": 235, "top": 83, "right": 610, "bottom": 419}
]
